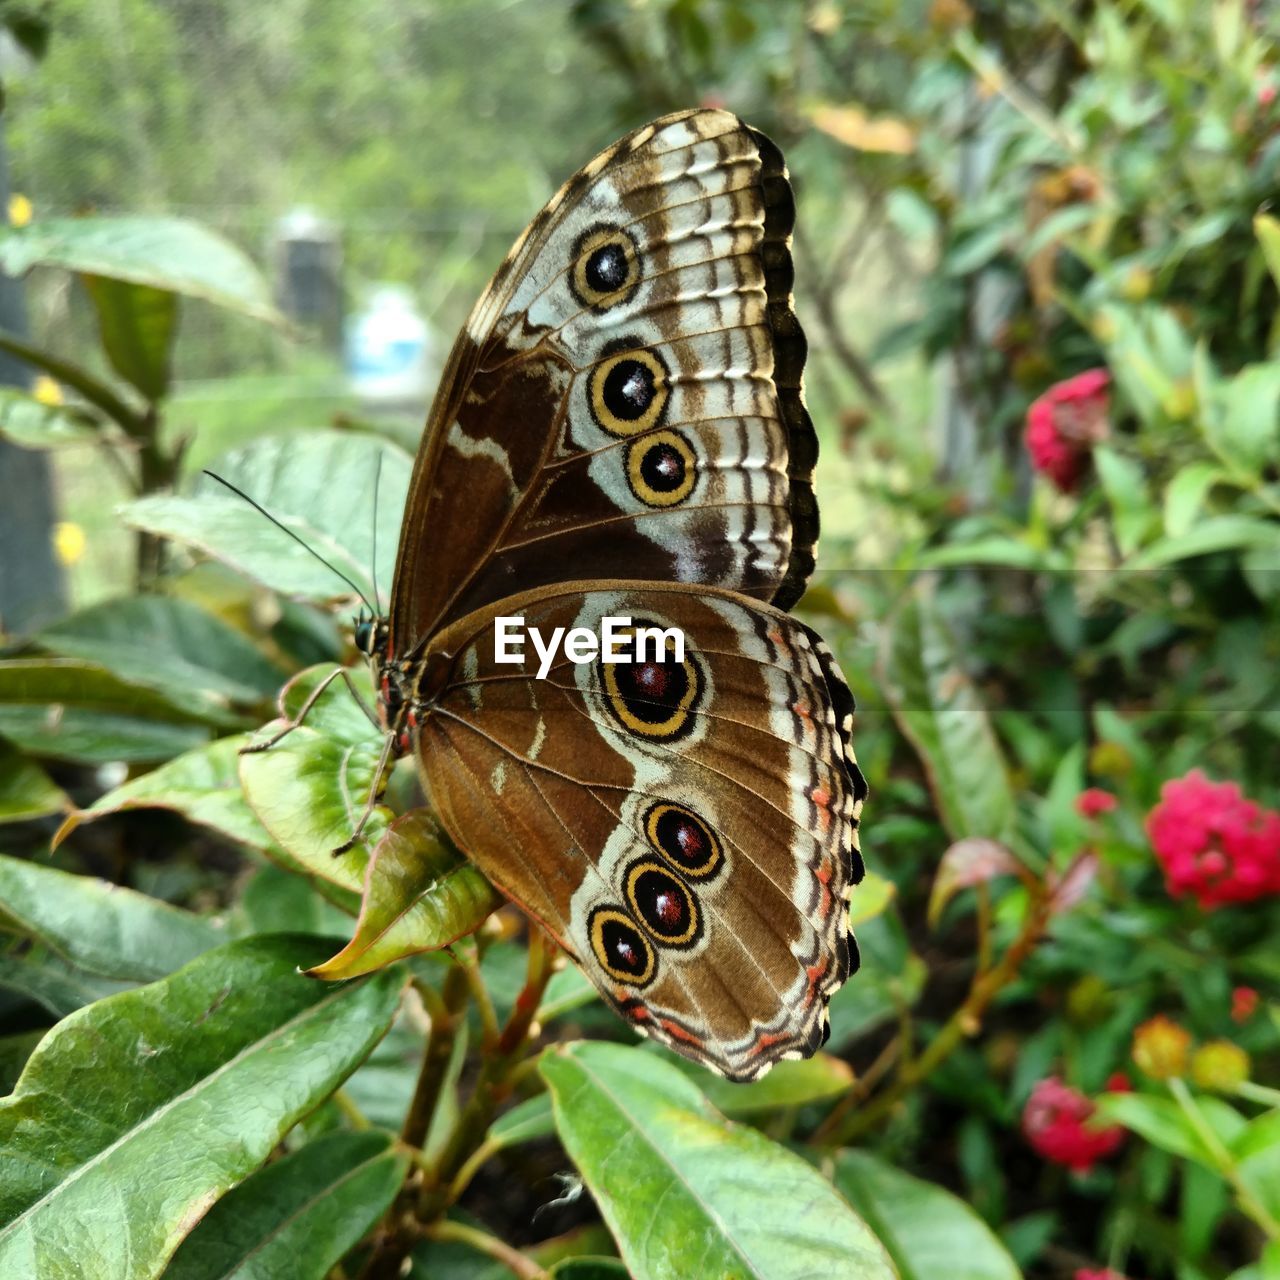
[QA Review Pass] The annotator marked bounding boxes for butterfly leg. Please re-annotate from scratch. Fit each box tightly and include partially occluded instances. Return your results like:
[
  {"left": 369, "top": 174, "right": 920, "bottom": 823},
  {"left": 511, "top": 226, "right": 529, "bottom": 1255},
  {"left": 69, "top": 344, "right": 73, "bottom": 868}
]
[
  {"left": 241, "top": 666, "right": 380, "bottom": 755},
  {"left": 332, "top": 728, "right": 397, "bottom": 856}
]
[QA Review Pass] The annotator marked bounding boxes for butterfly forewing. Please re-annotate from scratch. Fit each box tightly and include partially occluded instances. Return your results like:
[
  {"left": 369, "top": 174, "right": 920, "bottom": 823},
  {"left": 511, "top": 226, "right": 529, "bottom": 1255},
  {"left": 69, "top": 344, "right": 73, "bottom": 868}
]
[
  {"left": 387, "top": 109, "right": 818, "bottom": 657},
  {"left": 415, "top": 582, "right": 865, "bottom": 1081}
]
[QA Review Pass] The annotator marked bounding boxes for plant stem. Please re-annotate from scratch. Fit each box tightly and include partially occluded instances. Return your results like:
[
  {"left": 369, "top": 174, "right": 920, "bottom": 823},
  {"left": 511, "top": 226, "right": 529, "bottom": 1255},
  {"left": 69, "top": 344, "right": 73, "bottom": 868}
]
[
  {"left": 358, "top": 931, "right": 557, "bottom": 1280},
  {"left": 821, "top": 892, "right": 1051, "bottom": 1147},
  {"left": 1168, "top": 1077, "right": 1280, "bottom": 1239},
  {"left": 423, "top": 1220, "right": 547, "bottom": 1279}
]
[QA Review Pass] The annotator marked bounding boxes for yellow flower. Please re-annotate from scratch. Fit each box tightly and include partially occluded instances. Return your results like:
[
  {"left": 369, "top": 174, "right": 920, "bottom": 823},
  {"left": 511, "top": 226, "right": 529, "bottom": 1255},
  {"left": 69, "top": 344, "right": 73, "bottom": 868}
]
[
  {"left": 1191, "top": 1041, "right": 1250, "bottom": 1093},
  {"left": 52, "top": 522, "right": 87, "bottom": 566},
  {"left": 8, "top": 194, "right": 32, "bottom": 228},
  {"left": 1132, "top": 1015, "right": 1192, "bottom": 1080},
  {"left": 32, "top": 375, "right": 62, "bottom": 406}
]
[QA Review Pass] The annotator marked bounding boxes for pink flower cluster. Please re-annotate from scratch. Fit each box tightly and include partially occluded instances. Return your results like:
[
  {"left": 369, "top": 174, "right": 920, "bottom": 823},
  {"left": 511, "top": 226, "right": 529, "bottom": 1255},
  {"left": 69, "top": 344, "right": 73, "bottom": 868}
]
[
  {"left": 1147, "top": 771, "right": 1280, "bottom": 909},
  {"left": 1021, "top": 1075, "right": 1128, "bottom": 1173},
  {"left": 1024, "top": 368, "right": 1111, "bottom": 492}
]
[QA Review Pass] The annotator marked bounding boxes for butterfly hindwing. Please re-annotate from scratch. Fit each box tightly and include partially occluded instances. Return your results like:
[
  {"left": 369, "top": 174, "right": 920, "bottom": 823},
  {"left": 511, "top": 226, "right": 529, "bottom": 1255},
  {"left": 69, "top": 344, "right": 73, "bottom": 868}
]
[
  {"left": 415, "top": 582, "right": 865, "bottom": 1080},
  {"left": 388, "top": 109, "right": 818, "bottom": 654}
]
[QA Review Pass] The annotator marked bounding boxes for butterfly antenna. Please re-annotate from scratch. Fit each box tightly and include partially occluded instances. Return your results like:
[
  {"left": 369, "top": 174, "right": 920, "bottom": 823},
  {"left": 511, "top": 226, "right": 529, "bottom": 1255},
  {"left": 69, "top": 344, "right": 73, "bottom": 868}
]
[
  {"left": 370, "top": 452, "right": 383, "bottom": 615},
  {"left": 202, "top": 470, "right": 376, "bottom": 614}
]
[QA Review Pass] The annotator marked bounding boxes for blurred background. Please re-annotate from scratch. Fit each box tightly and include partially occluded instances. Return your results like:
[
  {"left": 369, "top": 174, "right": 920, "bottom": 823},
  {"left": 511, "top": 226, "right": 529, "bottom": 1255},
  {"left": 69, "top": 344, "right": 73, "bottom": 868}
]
[{"left": 1, "top": 4, "right": 1278, "bottom": 1278}]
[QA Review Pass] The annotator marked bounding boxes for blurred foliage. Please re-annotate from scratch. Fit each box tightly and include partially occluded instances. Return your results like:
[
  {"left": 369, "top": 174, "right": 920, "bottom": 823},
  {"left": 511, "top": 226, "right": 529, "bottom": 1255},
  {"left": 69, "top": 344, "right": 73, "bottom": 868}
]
[{"left": 0, "top": 2, "right": 1279, "bottom": 1279}]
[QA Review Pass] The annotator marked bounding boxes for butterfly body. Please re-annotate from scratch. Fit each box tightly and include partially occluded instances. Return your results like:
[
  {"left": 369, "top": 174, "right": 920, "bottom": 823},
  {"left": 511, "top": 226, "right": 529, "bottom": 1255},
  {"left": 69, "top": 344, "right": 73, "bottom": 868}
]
[{"left": 360, "top": 109, "right": 866, "bottom": 1080}]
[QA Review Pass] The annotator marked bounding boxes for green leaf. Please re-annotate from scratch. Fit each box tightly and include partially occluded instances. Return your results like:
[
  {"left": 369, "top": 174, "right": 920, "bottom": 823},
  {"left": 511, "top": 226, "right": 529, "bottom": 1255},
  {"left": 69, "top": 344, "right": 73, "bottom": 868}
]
[
  {"left": 164, "top": 1130, "right": 408, "bottom": 1280},
  {"left": 0, "top": 742, "right": 69, "bottom": 822},
  {"left": 39, "top": 596, "right": 285, "bottom": 725},
  {"left": 0, "top": 853, "right": 225, "bottom": 982},
  {"left": 239, "top": 666, "right": 390, "bottom": 889},
  {"left": 0, "top": 216, "right": 280, "bottom": 323},
  {"left": 238, "top": 864, "right": 359, "bottom": 935},
  {"left": 1256, "top": 214, "right": 1280, "bottom": 291},
  {"left": 81, "top": 275, "right": 176, "bottom": 403},
  {"left": 692, "top": 1052, "right": 853, "bottom": 1117},
  {"left": 916, "top": 537, "right": 1065, "bottom": 571},
  {"left": 1164, "top": 462, "right": 1228, "bottom": 538},
  {"left": 827, "top": 911, "right": 925, "bottom": 1049},
  {"left": 124, "top": 433, "right": 412, "bottom": 604},
  {"left": 60, "top": 734, "right": 287, "bottom": 860},
  {"left": 0, "top": 659, "right": 210, "bottom": 763},
  {"left": 538, "top": 965, "right": 599, "bottom": 1022},
  {"left": 541, "top": 1041, "right": 895, "bottom": 1280},
  {"left": 1206, "top": 363, "right": 1280, "bottom": 480},
  {"left": 1094, "top": 445, "right": 1155, "bottom": 556},
  {"left": 307, "top": 810, "right": 500, "bottom": 980},
  {"left": 0, "top": 949, "right": 132, "bottom": 1017},
  {"left": 1126, "top": 516, "right": 1280, "bottom": 570},
  {"left": 0, "top": 388, "right": 101, "bottom": 449},
  {"left": 833, "top": 1151, "right": 1020, "bottom": 1280},
  {"left": 1097, "top": 1092, "right": 1246, "bottom": 1168},
  {"left": 489, "top": 1093, "right": 555, "bottom": 1149},
  {"left": 0, "top": 936, "right": 402, "bottom": 1277},
  {"left": 848, "top": 870, "right": 897, "bottom": 926},
  {"left": 878, "top": 585, "right": 1017, "bottom": 842}
]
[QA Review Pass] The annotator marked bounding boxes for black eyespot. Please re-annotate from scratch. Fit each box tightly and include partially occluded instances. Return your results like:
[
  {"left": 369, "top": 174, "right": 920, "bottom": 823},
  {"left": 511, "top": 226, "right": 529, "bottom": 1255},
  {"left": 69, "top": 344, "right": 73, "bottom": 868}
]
[
  {"left": 625, "top": 861, "right": 700, "bottom": 947},
  {"left": 571, "top": 225, "right": 641, "bottom": 310},
  {"left": 604, "top": 360, "right": 655, "bottom": 419},
  {"left": 586, "top": 243, "right": 627, "bottom": 293},
  {"left": 588, "top": 345, "right": 669, "bottom": 437},
  {"left": 589, "top": 907, "right": 656, "bottom": 986},
  {"left": 646, "top": 803, "right": 723, "bottom": 880},
  {"left": 627, "top": 431, "right": 696, "bottom": 507}
]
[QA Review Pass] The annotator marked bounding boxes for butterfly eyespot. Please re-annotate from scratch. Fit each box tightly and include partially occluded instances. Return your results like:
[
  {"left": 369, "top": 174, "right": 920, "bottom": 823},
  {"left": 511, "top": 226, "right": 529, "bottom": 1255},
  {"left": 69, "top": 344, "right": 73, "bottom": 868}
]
[
  {"left": 600, "top": 627, "right": 701, "bottom": 741},
  {"left": 626, "top": 430, "right": 696, "bottom": 507},
  {"left": 644, "top": 802, "right": 723, "bottom": 880},
  {"left": 624, "top": 859, "right": 701, "bottom": 947},
  {"left": 589, "top": 346, "right": 670, "bottom": 437},
  {"left": 589, "top": 906, "right": 656, "bottom": 986},
  {"left": 571, "top": 225, "right": 641, "bottom": 310}
]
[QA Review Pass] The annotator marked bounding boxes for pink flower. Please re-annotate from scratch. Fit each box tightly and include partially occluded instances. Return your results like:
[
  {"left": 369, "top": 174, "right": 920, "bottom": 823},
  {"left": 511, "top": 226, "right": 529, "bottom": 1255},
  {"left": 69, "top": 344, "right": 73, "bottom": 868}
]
[
  {"left": 1024, "top": 368, "right": 1112, "bottom": 493},
  {"left": 1076, "top": 788, "right": 1118, "bottom": 819},
  {"left": 1232, "top": 986, "right": 1259, "bottom": 1023},
  {"left": 1022, "top": 1076, "right": 1127, "bottom": 1173},
  {"left": 1146, "top": 771, "right": 1280, "bottom": 909}
]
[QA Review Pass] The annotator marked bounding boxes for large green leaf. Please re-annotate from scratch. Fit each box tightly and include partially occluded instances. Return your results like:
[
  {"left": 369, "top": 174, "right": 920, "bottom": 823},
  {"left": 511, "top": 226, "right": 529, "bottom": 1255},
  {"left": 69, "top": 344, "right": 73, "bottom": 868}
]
[
  {"left": 0, "top": 216, "right": 279, "bottom": 323},
  {"left": 39, "top": 596, "right": 285, "bottom": 725},
  {"left": 0, "top": 950, "right": 132, "bottom": 1018},
  {"left": 878, "top": 585, "right": 1017, "bottom": 843},
  {"left": 0, "top": 388, "right": 101, "bottom": 449},
  {"left": 0, "top": 742, "right": 69, "bottom": 822},
  {"left": 239, "top": 665, "right": 391, "bottom": 889},
  {"left": 307, "top": 810, "right": 500, "bottom": 981},
  {"left": 833, "top": 1152, "right": 1020, "bottom": 1280},
  {"left": 164, "top": 1130, "right": 407, "bottom": 1280},
  {"left": 124, "top": 433, "right": 412, "bottom": 604},
  {"left": 0, "top": 935, "right": 402, "bottom": 1278},
  {"left": 81, "top": 276, "right": 177, "bottom": 404},
  {"left": 60, "top": 734, "right": 287, "bottom": 860},
  {"left": 541, "top": 1042, "right": 896, "bottom": 1280},
  {"left": 0, "top": 659, "right": 209, "bottom": 763},
  {"left": 1126, "top": 516, "right": 1280, "bottom": 570},
  {"left": 0, "top": 853, "right": 225, "bottom": 982},
  {"left": 676, "top": 1051, "right": 854, "bottom": 1117}
]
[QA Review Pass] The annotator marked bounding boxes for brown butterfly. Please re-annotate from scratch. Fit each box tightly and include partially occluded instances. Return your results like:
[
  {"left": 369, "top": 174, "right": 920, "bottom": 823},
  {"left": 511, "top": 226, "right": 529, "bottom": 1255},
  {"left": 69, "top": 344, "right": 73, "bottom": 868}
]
[{"left": 331, "top": 110, "right": 865, "bottom": 1080}]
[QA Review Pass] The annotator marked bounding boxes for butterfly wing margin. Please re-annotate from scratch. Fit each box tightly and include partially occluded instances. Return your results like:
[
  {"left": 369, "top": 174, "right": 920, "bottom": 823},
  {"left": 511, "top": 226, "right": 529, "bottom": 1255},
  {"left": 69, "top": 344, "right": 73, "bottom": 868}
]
[{"left": 414, "top": 583, "right": 865, "bottom": 1080}]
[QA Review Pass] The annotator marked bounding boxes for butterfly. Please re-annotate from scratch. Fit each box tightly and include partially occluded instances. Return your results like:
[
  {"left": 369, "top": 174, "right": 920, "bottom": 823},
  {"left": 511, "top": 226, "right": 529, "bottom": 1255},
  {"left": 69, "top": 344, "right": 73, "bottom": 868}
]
[{"left": 316, "top": 110, "right": 864, "bottom": 1080}]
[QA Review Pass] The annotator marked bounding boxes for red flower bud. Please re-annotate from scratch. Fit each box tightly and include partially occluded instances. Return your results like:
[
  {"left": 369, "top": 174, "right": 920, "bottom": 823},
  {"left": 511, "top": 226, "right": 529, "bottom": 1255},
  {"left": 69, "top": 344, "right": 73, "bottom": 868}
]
[{"left": 1022, "top": 1076, "right": 1126, "bottom": 1173}]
